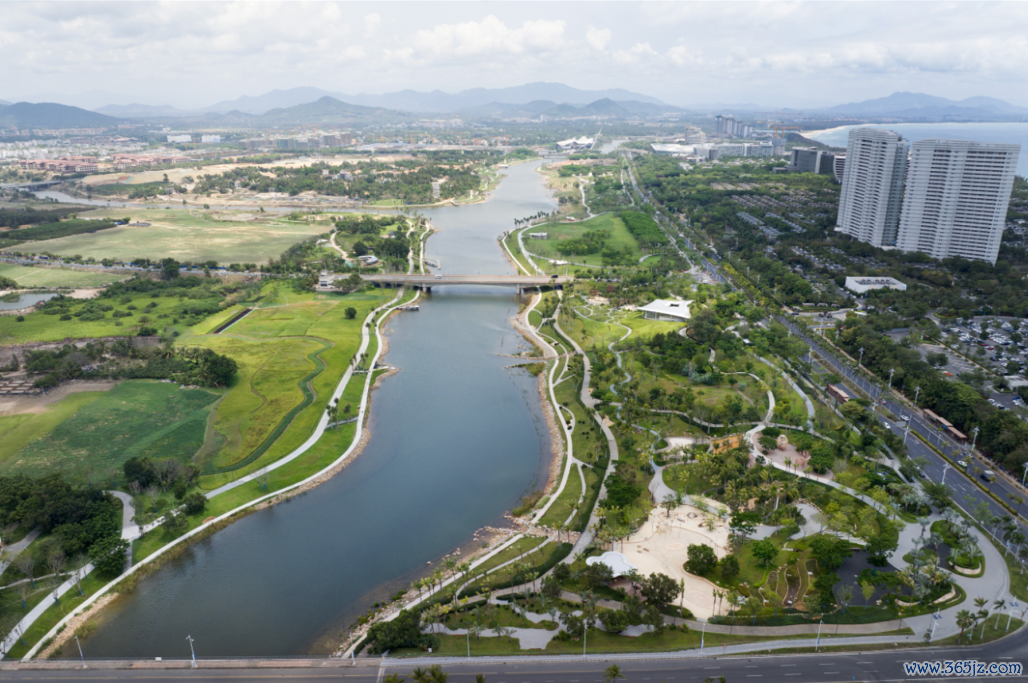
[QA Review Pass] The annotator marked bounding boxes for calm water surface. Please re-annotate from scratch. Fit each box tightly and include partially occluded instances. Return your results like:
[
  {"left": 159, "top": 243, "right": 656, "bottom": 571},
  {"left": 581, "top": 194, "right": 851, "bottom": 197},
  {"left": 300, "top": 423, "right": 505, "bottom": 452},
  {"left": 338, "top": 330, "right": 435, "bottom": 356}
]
[
  {"left": 83, "top": 160, "right": 558, "bottom": 658},
  {"left": 0, "top": 293, "right": 58, "bottom": 311}
]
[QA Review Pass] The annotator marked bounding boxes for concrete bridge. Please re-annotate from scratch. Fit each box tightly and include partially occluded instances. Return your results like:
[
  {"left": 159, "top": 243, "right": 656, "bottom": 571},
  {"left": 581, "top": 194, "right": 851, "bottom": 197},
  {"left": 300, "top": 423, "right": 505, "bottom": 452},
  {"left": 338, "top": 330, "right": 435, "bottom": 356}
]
[
  {"left": 319, "top": 273, "right": 572, "bottom": 293},
  {"left": 0, "top": 180, "right": 66, "bottom": 191}
]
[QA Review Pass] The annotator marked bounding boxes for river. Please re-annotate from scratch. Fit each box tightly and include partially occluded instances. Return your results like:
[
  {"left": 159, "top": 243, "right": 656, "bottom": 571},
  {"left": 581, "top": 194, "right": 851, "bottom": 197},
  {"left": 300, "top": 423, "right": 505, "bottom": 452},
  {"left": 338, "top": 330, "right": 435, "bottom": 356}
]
[{"left": 82, "top": 160, "right": 558, "bottom": 658}]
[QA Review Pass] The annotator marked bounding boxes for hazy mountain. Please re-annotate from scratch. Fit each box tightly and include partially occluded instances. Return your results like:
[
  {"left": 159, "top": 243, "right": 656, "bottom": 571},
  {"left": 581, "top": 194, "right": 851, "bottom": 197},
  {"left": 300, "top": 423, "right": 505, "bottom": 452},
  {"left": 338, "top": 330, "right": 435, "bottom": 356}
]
[
  {"left": 0, "top": 102, "right": 121, "bottom": 128},
  {"left": 459, "top": 98, "right": 682, "bottom": 120},
  {"left": 95, "top": 103, "right": 193, "bottom": 118},
  {"left": 24, "top": 89, "right": 160, "bottom": 111},
  {"left": 201, "top": 87, "right": 337, "bottom": 115},
  {"left": 191, "top": 82, "right": 664, "bottom": 115},
  {"left": 828, "top": 92, "right": 1028, "bottom": 116},
  {"left": 0, "top": 99, "right": 10, "bottom": 107},
  {"left": 252, "top": 96, "right": 414, "bottom": 125}
]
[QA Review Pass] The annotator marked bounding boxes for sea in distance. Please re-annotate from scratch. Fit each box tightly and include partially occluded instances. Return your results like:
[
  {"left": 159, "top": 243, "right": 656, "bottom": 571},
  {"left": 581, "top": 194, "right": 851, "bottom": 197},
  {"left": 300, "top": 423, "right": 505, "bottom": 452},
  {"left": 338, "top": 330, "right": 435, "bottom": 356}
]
[{"left": 807, "top": 122, "right": 1028, "bottom": 177}]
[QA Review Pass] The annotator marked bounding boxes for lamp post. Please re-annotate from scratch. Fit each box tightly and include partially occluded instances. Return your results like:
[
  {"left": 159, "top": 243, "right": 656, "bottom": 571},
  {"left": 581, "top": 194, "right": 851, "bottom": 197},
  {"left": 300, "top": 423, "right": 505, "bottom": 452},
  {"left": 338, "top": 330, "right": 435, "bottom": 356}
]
[
  {"left": 858, "top": 347, "right": 864, "bottom": 370},
  {"left": 970, "top": 426, "right": 980, "bottom": 457},
  {"left": 815, "top": 619, "right": 823, "bottom": 652},
  {"left": 942, "top": 463, "right": 951, "bottom": 484},
  {"left": 914, "top": 385, "right": 921, "bottom": 414},
  {"left": 888, "top": 367, "right": 895, "bottom": 398},
  {"left": 186, "top": 635, "right": 197, "bottom": 668},
  {"left": 73, "top": 634, "right": 85, "bottom": 667},
  {"left": 700, "top": 621, "right": 706, "bottom": 652},
  {"left": 1021, "top": 463, "right": 1028, "bottom": 489}
]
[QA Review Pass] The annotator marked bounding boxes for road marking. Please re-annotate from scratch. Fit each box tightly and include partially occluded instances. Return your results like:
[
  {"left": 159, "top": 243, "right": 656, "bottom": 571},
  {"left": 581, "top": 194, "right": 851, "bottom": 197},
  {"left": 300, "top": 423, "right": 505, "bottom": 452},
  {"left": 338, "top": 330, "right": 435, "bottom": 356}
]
[
  {"left": 784, "top": 674, "right": 802, "bottom": 677},
  {"left": 780, "top": 664, "right": 797, "bottom": 667}
]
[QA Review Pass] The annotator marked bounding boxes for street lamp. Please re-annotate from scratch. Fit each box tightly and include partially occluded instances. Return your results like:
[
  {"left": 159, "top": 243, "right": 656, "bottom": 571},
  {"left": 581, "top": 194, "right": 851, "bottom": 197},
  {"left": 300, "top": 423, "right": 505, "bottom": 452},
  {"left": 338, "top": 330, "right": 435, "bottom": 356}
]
[
  {"left": 858, "top": 347, "right": 864, "bottom": 369},
  {"left": 941, "top": 463, "right": 951, "bottom": 484},
  {"left": 914, "top": 386, "right": 921, "bottom": 412},
  {"left": 73, "top": 634, "right": 85, "bottom": 667},
  {"left": 1021, "top": 461, "right": 1028, "bottom": 489},
  {"left": 186, "top": 635, "right": 197, "bottom": 668},
  {"left": 888, "top": 368, "right": 895, "bottom": 397}
]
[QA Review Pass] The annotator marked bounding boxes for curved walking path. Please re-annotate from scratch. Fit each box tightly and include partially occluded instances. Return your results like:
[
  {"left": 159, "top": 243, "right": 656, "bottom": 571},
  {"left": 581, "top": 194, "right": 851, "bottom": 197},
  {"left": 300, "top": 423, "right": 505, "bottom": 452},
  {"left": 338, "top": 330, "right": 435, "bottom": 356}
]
[{"left": 12, "top": 233, "right": 435, "bottom": 661}]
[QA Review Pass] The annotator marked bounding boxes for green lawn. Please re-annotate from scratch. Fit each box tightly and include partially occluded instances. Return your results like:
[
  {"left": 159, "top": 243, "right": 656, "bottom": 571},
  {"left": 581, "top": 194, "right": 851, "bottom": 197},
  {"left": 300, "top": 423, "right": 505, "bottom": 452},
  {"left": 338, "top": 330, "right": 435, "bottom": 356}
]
[
  {"left": 195, "top": 288, "right": 392, "bottom": 488},
  {"left": 2, "top": 207, "right": 329, "bottom": 265},
  {"left": 0, "top": 391, "right": 107, "bottom": 465},
  {"left": 0, "top": 263, "right": 126, "bottom": 289},
  {"left": 0, "top": 381, "right": 220, "bottom": 479},
  {"left": 525, "top": 214, "right": 642, "bottom": 267},
  {"left": 0, "top": 288, "right": 207, "bottom": 344},
  {"left": 538, "top": 462, "right": 583, "bottom": 528}
]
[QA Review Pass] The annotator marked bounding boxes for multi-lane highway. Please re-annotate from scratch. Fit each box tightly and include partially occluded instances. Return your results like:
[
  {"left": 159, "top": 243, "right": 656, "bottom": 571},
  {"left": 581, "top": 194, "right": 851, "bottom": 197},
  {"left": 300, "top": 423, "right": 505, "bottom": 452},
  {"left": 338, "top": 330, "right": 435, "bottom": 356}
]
[{"left": 1, "top": 635, "right": 1026, "bottom": 683}]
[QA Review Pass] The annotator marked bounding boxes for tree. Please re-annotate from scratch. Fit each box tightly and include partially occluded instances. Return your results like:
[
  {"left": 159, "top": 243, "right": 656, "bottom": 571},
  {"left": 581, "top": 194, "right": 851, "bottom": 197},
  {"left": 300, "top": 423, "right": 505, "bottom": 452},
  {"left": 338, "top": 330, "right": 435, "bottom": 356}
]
[
  {"left": 729, "top": 511, "right": 759, "bottom": 548},
  {"left": 956, "top": 609, "right": 975, "bottom": 644},
  {"left": 751, "top": 539, "right": 778, "bottom": 567},
  {"left": 866, "top": 533, "right": 898, "bottom": 567},
  {"left": 861, "top": 581, "right": 876, "bottom": 606},
  {"left": 926, "top": 352, "right": 948, "bottom": 368},
  {"left": 719, "top": 554, "right": 740, "bottom": 582},
  {"left": 641, "top": 572, "right": 680, "bottom": 610},
  {"left": 345, "top": 307, "right": 358, "bottom": 320},
  {"left": 540, "top": 574, "right": 562, "bottom": 600},
  {"left": 183, "top": 492, "right": 207, "bottom": 515},
  {"left": 604, "top": 664, "right": 626, "bottom": 683},
  {"left": 685, "top": 544, "right": 718, "bottom": 575},
  {"left": 88, "top": 536, "right": 129, "bottom": 577},
  {"left": 600, "top": 608, "right": 630, "bottom": 634},
  {"left": 810, "top": 536, "right": 850, "bottom": 572}
]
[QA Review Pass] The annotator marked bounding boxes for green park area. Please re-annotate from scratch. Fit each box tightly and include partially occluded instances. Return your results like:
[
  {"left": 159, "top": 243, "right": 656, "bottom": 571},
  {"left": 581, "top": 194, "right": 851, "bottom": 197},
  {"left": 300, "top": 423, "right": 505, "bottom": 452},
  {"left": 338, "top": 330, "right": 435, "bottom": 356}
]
[
  {"left": 0, "top": 263, "right": 127, "bottom": 289},
  {"left": 1, "top": 207, "right": 328, "bottom": 265},
  {"left": 0, "top": 381, "right": 220, "bottom": 480},
  {"left": 520, "top": 214, "right": 643, "bottom": 269}
]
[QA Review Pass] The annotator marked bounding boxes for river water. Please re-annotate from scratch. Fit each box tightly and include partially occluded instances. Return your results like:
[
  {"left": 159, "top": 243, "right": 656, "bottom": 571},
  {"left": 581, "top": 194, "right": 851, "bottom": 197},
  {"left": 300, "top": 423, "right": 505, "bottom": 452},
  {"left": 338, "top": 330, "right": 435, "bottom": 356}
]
[{"left": 83, "top": 160, "right": 558, "bottom": 658}]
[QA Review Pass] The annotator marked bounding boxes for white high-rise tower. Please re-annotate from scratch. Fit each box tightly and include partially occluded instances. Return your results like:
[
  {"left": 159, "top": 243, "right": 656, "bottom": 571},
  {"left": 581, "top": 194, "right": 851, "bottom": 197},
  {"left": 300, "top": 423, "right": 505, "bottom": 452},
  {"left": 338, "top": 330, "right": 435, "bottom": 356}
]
[
  {"left": 896, "top": 139, "right": 1020, "bottom": 265},
  {"left": 835, "top": 128, "right": 909, "bottom": 247}
]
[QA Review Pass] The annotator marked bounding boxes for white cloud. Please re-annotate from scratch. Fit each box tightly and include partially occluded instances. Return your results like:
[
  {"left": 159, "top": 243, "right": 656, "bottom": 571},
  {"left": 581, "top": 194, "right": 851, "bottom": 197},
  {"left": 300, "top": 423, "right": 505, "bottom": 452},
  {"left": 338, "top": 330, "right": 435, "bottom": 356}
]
[
  {"left": 364, "top": 12, "right": 380, "bottom": 38},
  {"left": 409, "top": 16, "right": 566, "bottom": 61},
  {"left": 586, "top": 25, "right": 611, "bottom": 51},
  {"left": 612, "top": 42, "right": 657, "bottom": 66}
]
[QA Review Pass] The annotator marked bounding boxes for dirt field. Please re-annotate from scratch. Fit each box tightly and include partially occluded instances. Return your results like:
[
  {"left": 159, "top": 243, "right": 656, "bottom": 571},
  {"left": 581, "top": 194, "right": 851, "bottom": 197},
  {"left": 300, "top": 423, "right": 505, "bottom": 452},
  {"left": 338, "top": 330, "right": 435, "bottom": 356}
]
[
  {"left": 0, "top": 380, "right": 117, "bottom": 416},
  {"left": 2, "top": 208, "right": 328, "bottom": 265}
]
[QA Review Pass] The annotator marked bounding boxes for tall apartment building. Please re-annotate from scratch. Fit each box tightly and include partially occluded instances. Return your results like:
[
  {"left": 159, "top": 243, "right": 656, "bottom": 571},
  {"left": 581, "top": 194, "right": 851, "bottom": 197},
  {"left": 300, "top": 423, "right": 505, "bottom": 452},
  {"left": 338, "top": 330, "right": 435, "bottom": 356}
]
[
  {"left": 895, "top": 139, "right": 1020, "bottom": 264},
  {"left": 715, "top": 115, "right": 752, "bottom": 138},
  {"left": 835, "top": 128, "right": 909, "bottom": 247}
]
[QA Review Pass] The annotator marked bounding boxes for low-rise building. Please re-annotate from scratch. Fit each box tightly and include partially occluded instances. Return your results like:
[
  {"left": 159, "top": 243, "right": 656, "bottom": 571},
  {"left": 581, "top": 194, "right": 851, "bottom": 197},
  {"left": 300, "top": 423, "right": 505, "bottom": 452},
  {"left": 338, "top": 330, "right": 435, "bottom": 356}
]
[
  {"left": 639, "top": 299, "right": 692, "bottom": 322},
  {"left": 844, "top": 276, "right": 907, "bottom": 294}
]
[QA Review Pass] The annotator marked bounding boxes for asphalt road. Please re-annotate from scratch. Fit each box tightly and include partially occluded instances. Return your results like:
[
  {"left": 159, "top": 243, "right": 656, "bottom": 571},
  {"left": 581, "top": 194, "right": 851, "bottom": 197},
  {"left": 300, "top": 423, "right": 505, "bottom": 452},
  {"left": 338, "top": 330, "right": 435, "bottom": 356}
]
[{"left": 2, "top": 635, "right": 1026, "bottom": 683}]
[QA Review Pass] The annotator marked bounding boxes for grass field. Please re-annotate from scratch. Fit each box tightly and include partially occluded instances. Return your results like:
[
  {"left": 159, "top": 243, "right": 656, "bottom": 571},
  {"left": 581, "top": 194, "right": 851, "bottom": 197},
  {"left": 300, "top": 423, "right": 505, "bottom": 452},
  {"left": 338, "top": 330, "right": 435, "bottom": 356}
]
[
  {"left": 1, "top": 208, "right": 329, "bottom": 265},
  {"left": 193, "top": 287, "right": 394, "bottom": 488},
  {"left": 525, "top": 214, "right": 642, "bottom": 267},
  {"left": 0, "top": 286, "right": 211, "bottom": 344},
  {"left": 0, "top": 381, "right": 220, "bottom": 479},
  {"left": 0, "top": 263, "right": 126, "bottom": 289}
]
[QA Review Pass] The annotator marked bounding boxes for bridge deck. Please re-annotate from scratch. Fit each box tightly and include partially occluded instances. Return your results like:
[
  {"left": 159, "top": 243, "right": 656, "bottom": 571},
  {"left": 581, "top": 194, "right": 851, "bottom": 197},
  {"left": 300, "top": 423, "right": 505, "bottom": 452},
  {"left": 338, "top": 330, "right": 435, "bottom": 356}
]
[{"left": 319, "top": 274, "right": 572, "bottom": 287}]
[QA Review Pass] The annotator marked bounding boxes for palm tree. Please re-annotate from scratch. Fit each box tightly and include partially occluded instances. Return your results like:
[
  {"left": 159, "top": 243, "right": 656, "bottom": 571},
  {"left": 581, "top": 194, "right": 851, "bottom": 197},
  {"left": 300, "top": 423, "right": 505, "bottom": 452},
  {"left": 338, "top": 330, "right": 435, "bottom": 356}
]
[
  {"left": 956, "top": 609, "right": 975, "bottom": 644},
  {"left": 384, "top": 675, "right": 406, "bottom": 683},
  {"left": 604, "top": 664, "right": 626, "bottom": 683}
]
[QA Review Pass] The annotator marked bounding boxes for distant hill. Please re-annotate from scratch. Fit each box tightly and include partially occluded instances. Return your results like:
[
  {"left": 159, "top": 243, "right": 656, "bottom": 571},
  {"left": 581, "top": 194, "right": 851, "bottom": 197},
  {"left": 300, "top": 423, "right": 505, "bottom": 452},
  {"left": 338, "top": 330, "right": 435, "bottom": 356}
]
[
  {"left": 95, "top": 103, "right": 192, "bottom": 118},
  {"left": 0, "top": 99, "right": 10, "bottom": 107},
  {"left": 828, "top": 92, "right": 1028, "bottom": 118},
  {"left": 459, "top": 98, "right": 682, "bottom": 120},
  {"left": 188, "top": 82, "right": 665, "bottom": 115},
  {"left": 253, "top": 96, "right": 414, "bottom": 125},
  {"left": 0, "top": 102, "right": 121, "bottom": 128},
  {"left": 200, "top": 87, "right": 337, "bottom": 115}
]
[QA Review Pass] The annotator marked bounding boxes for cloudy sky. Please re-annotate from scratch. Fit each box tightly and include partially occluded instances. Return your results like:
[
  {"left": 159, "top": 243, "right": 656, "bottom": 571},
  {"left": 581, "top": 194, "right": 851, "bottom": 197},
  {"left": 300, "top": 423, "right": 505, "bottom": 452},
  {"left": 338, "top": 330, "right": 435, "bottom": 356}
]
[{"left": 5, "top": 1, "right": 1028, "bottom": 110}]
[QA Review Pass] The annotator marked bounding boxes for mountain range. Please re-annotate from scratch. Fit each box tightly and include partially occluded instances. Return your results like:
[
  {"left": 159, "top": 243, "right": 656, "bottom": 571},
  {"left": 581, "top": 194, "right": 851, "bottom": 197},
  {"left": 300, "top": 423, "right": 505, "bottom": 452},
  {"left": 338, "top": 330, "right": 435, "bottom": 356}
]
[
  {"left": 91, "top": 82, "right": 667, "bottom": 118},
  {"left": 826, "top": 92, "right": 1028, "bottom": 118},
  {"left": 0, "top": 101, "right": 120, "bottom": 128}
]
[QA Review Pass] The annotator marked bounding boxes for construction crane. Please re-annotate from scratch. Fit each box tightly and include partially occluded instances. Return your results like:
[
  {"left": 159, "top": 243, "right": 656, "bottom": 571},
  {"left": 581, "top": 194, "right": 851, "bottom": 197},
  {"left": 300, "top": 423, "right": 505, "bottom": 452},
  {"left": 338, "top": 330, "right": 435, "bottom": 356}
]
[{"left": 772, "top": 125, "right": 803, "bottom": 140}]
